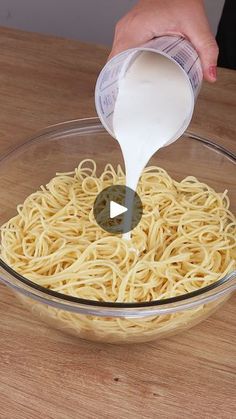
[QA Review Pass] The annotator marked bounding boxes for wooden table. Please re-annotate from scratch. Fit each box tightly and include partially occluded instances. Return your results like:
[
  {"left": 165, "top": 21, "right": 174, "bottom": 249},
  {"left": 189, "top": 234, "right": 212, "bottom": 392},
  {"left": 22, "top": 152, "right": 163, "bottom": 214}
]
[{"left": 0, "top": 27, "right": 235, "bottom": 419}]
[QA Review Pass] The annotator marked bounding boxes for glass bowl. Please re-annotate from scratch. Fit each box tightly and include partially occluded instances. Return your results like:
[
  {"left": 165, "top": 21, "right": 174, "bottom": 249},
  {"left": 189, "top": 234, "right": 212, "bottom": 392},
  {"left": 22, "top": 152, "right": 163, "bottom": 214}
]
[{"left": 0, "top": 118, "right": 235, "bottom": 344}]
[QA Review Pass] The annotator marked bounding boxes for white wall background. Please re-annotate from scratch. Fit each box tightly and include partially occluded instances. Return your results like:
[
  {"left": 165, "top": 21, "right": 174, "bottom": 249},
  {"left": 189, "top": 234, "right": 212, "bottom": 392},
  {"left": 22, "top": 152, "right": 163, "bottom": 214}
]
[{"left": 0, "top": 0, "right": 225, "bottom": 45}]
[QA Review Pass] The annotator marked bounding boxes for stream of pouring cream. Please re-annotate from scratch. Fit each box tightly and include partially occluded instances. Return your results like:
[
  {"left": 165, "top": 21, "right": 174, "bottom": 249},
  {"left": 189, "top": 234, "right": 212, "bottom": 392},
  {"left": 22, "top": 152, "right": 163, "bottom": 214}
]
[{"left": 113, "top": 51, "right": 192, "bottom": 240}]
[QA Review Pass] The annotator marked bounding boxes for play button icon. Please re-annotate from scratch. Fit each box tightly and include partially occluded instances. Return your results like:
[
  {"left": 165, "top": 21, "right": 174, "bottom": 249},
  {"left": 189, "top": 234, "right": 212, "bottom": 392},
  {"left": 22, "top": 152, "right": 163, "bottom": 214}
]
[
  {"left": 93, "top": 185, "right": 143, "bottom": 234},
  {"left": 110, "top": 201, "right": 128, "bottom": 219}
]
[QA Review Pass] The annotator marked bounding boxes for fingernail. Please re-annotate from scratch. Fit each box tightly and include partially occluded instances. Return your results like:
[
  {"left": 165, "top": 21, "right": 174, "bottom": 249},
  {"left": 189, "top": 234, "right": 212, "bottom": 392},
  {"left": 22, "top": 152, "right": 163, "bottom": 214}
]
[{"left": 209, "top": 66, "right": 217, "bottom": 80}]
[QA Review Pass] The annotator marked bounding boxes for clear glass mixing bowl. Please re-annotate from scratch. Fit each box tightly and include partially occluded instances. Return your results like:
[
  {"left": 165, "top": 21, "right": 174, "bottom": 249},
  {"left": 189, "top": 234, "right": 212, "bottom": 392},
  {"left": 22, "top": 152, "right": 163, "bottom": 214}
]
[{"left": 0, "top": 118, "right": 235, "bottom": 344}]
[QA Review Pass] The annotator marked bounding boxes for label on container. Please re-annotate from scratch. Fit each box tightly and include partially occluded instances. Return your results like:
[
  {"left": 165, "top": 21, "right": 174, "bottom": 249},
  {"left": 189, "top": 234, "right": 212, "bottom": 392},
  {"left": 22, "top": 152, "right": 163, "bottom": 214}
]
[{"left": 95, "top": 35, "right": 203, "bottom": 137}]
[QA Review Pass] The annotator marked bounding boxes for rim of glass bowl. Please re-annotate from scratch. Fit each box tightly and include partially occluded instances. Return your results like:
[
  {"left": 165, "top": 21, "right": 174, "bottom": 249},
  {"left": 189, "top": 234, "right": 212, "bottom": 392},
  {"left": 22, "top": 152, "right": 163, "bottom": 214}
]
[{"left": 0, "top": 117, "right": 235, "bottom": 318}]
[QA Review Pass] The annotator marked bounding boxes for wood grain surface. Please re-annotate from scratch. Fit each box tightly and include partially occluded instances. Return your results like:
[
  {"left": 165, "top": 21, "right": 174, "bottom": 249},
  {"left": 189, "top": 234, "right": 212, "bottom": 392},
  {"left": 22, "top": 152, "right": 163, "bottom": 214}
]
[{"left": 0, "top": 27, "right": 235, "bottom": 419}]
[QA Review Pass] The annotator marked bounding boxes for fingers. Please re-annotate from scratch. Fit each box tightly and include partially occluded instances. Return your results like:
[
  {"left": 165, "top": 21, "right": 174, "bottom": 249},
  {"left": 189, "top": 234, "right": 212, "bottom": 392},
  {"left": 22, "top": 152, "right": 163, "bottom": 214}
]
[
  {"left": 188, "top": 31, "right": 219, "bottom": 82},
  {"left": 109, "top": 12, "right": 153, "bottom": 60},
  {"left": 109, "top": 0, "right": 219, "bottom": 83},
  {"left": 183, "top": 1, "right": 219, "bottom": 83},
  {"left": 110, "top": 28, "right": 219, "bottom": 84},
  {"left": 109, "top": 32, "right": 148, "bottom": 61}
]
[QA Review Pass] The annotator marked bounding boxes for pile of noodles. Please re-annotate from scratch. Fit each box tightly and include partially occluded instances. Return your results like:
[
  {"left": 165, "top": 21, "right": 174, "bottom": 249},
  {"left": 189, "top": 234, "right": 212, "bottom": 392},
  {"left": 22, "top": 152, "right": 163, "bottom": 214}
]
[{"left": 1, "top": 160, "right": 235, "bottom": 342}]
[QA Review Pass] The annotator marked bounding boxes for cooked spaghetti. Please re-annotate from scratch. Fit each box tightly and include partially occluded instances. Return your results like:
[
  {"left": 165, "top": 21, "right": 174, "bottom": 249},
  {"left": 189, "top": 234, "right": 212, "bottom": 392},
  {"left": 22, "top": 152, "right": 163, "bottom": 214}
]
[{"left": 1, "top": 160, "right": 235, "bottom": 342}]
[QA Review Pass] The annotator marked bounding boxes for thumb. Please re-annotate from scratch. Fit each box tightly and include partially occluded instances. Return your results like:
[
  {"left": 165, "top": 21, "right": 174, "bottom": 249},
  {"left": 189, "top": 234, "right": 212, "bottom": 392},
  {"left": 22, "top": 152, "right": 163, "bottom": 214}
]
[{"left": 188, "top": 30, "right": 219, "bottom": 83}]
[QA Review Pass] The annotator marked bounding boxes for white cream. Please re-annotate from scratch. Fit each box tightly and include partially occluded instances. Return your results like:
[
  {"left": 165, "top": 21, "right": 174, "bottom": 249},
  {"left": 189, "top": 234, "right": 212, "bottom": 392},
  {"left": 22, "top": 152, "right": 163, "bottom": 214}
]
[{"left": 113, "top": 51, "right": 192, "bottom": 239}]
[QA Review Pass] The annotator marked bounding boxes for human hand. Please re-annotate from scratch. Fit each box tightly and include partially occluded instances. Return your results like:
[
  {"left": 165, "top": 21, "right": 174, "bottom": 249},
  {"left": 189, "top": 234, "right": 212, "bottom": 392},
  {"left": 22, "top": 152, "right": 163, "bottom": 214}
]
[{"left": 110, "top": 0, "right": 218, "bottom": 82}]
